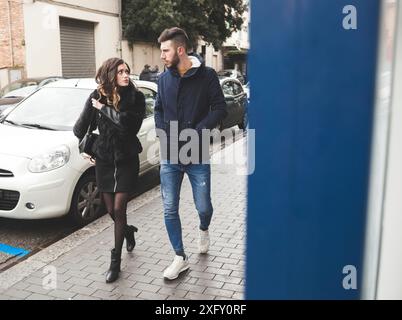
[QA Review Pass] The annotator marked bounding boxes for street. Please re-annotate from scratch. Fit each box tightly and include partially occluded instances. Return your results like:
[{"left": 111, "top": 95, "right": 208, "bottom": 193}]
[{"left": 0, "top": 127, "right": 245, "bottom": 273}]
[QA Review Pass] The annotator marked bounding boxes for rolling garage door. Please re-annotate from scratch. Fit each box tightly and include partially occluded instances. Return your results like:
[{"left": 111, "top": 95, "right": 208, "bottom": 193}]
[{"left": 59, "top": 17, "right": 96, "bottom": 77}]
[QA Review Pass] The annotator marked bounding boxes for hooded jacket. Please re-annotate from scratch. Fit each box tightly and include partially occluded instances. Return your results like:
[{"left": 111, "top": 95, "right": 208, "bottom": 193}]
[
  {"left": 154, "top": 55, "right": 227, "bottom": 163},
  {"left": 73, "top": 86, "right": 145, "bottom": 163}
]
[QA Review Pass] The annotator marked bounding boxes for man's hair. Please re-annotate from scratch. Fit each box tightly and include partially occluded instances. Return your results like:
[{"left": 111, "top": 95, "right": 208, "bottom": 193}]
[{"left": 158, "top": 27, "right": 189, "bottom": 51}]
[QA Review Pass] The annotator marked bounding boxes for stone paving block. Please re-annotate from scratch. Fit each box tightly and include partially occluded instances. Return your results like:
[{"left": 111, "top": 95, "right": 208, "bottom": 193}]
[
  {"left": 232, "top": 292, "right": 244, "bottom": 300},
  {"left": 66, "top": 276, "right": 93, "bottom": 287},
  {"left": 91, "top": 289, "right": 122, "bottom": 300},
  {"left": 111, "top": 286, "right": 141, "bottom": 298},
  {"left": 86, "top": 273, "right": 107, "bottom": 283},
  {"left": 222, "top": 263, "right": 243, "bottom": 272},
  {"left": 23, "top": 276, "right": 44, "bottom": 286},
  {"left": 195, "top": 279, "right": 225, "bottom": 290},
  {"left": 184, "top": 292, "right": 215, "bottom": 300},
  {"left": 65, "top": 269, "right": 90, "bottom": 279},
  {"left": 127, "top": 273, "right": 154, "bottom": 284},
  {"left": 47, "top": 289, "right": 76, "bottom": 300},
  {"left": 176, "top": 283, "right": 207, "bottom": 294},
  {"left": 10, "top": 281, "right": 30, "bottom": 291},
  {"left": 222, "top": 282, "right": 244, "bottom": 293},
  {"left": 69, "top": 285, "right": 96, "bottom": 296},
  {"left": 213, "top": 274, "right": 242, "bottom": 285},
  {"left": 82, "top": 266, "right": 106, "bottom": 275},
  {"left": 138, "top": 291, "right": 168, "bottom": 300},
  {"left": 72, "top": 294, "right": 101, "bottom": 300},
  {"left": 26, "top": 293, "right": 55, "bottom": 300},
  {"left": 204, "top": 287, "right": 235, "bottom": 299},
  {"left": 188, "top": 270, "right": 215, "bottom": 280},
  {"left": 157, "top": 287, "right": 188, "bottom": 298},
  {"left": 2, "top": 288, "right": 31, "bottom": 299},
  {"left": 205, "top": 267, "right": 232, "bottom": 276},
  {"left": 132, "top": 282, "right": 161, "bottom": 293}
]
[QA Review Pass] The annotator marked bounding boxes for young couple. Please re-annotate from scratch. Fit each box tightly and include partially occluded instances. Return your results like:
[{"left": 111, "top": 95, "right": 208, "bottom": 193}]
[{"left": 73, "top": 27, "right": 227, "bottom": 283}]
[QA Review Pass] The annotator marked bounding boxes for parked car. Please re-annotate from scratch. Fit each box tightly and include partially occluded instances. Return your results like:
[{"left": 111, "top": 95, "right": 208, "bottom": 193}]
[
  {"left": 0, "top": 77, "right": 64, "bottom": 98},
  {"left": 0, "top": 97, "right": 20, "bottom": 115},
  {"left": 0, "top": 77, "right": 65, "bottom": 115},
  {"left": 0, "top": 79, "right": 159, "bottom": 226},
  {"left": 219, "top": 78, "right": 248, "bottom": 130},
  {"left": 217, "top": 69, "right": 246, "bottom": 85},
  {"left": 243, "top": 81, "right": 250, "bottom": 102}
]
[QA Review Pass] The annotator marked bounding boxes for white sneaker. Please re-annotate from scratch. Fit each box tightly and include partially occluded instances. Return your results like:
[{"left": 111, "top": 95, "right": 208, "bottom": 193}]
[
  {"left": 163, "top": 255, "right": 189, "bottom": 280},
  {"left": 198, "top": 229, "right": 210, "bottom": 254}
]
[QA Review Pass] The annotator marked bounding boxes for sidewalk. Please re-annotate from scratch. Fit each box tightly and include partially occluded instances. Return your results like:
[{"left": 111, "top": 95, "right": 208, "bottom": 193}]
[{"left": 0, "top": 137, "right": 247, "bottom": 300}]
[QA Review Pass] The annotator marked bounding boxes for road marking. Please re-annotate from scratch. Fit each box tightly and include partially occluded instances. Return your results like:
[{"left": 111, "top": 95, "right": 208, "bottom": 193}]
[{"left": 0, "top": 243, "right": 30, "bottom": 257}]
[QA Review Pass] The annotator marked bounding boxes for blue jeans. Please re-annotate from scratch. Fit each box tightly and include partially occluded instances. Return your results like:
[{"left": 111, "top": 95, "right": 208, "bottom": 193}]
[{"left": 160, "top": 162, "right": 213, "bottom": 256}]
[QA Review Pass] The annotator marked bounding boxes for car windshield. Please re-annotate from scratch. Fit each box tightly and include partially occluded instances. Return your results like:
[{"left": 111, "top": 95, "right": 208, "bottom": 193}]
[
  {"left": 5, "top": 87, "right": 92, "bottom": 131},
  {"left": 3, "top": 85, "right": 38, "bottom": 98},
  {"left": 0, "top": 80, "right": 41, "bottom": 97}
]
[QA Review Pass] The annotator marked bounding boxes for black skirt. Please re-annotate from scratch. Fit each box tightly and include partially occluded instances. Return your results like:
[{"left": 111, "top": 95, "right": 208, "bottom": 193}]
[{"left": 95, "top": 155, "right": 139, "bottom": 193}]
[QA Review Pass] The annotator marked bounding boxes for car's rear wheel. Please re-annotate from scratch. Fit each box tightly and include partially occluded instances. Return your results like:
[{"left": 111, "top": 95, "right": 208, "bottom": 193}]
[{"left": 70, "top": 173, "right": 105, "bottom": 226}]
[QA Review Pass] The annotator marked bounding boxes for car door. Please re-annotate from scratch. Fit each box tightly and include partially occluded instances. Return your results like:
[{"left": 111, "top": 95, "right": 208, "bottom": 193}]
[
  {"left": 231, "top": 80, "right": 247, "bottom": 124},
  {"left": 137, "top": 86, "right": 159, "bottom": 172},
  {"left": 221, "top": 80, "right": 236, "bottom": 128}
]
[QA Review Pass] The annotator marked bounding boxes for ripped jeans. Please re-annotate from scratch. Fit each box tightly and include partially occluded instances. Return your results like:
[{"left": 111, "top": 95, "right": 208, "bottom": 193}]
[{"left": 160, "top": 161, "right": 213, "bottom": 256}]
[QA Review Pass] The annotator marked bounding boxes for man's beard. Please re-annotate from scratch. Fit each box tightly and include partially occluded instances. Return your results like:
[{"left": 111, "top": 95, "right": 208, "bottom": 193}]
[{"left": 168, "top": 52, "right": 180, "bottom": 68}]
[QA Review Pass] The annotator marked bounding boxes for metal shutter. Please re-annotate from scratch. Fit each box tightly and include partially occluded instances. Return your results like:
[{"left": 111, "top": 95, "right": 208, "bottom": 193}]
[{"left": 59, "top": 17, "right": 96, "bottom": 77}]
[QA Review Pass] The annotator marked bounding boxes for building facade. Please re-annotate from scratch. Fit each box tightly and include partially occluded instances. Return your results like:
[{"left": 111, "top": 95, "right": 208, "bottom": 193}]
[{"left": 0, "top": 0, "right": 121, "bottom": 89}]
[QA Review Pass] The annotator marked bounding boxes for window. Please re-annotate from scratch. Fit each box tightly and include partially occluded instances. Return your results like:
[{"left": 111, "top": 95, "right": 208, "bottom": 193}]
[
  {"left": 232, "top": 81, "right": 244, "bottom": 96},
  {"left": 222, "top": 81, "right": 234, "bottom": 96},
  {"left": 139, "top": 87, "right": 156, "bottom": 117}
]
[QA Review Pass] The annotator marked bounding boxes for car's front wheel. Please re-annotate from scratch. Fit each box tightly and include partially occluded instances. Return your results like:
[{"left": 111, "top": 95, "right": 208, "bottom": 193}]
[{"left": 69, "top": 173, "right": 105, "bottom": 226}]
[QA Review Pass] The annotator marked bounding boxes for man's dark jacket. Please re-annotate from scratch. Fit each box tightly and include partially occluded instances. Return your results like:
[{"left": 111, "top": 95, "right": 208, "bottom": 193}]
[{"left": 154, "top": 56, "right": 227, "bottom": 163}]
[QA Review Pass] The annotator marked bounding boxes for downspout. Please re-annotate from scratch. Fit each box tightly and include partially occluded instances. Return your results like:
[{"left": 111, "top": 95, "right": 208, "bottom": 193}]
[
  {"left": 118, "top": 0, "right": 123, "bottom": 58},
  {"left": 7, "top": 0, "right": 14, "bottom": 67}
]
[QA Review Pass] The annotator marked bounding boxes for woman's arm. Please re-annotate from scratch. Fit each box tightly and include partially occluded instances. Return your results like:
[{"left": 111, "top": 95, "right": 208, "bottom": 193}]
[
  {"left": 96, "top": 91, "right": 146, "bottom": 135},
  {"left": 73, "top": 91, "right": 97, "bottom": 140}
]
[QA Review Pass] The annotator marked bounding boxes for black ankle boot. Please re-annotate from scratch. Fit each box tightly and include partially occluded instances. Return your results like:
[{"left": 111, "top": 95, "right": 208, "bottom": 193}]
[
  {"left": 106, "top": 249, "right": 121, "bottom": 283},
  {"left": 125, "top": 225, "right": 138, "bottom": 252}
]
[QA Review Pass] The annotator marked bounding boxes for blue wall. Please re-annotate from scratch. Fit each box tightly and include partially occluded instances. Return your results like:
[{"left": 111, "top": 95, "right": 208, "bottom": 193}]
[{"left": 247, "top": 0, "right": 380, "bottom": 299}]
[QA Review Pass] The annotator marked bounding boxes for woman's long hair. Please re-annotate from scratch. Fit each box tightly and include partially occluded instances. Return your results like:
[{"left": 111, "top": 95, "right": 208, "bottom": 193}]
[{"left": 95, "top": 57, "right": 135, "bottom": 111}]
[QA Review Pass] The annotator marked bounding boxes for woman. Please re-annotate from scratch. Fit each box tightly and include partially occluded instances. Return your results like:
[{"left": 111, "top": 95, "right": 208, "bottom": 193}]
[{"left": 73, "top": 58, "right": 145, "bottom": 283}]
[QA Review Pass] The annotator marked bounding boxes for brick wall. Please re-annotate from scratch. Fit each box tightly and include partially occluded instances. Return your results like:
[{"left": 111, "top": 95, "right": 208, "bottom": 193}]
[{"left": 0, "top": 0, "right": 25, "bottom": 69}]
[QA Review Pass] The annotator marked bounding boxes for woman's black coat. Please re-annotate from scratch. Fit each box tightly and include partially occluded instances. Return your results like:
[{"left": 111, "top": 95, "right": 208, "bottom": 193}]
[{"left": 73, "top": 86, "right": 146, "bottom": 163}]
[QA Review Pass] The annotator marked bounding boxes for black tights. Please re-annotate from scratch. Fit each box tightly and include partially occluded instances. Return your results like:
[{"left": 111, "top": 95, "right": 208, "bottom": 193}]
[{"left": 103, "top": 192, "right": 129, "bottom": 257}]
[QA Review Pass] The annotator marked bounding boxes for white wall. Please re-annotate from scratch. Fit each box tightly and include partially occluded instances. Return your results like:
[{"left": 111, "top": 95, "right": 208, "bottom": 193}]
[
  {"left": 22, "top": 0, "right": 120, "bottom": 77},
  {"left": 122, "top": 41, "right": 164, "bottom": 75},
  {"left": 51, "top": 0, "right": 119, "bottom": 14},
  {"left": 362, "top": 0, "right": 401, "bottom": 300},
  {"left": 376, "top": 0, "right": 402, "bottom": 299}
]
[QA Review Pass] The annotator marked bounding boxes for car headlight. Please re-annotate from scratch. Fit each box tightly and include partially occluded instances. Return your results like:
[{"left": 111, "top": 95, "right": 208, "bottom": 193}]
[{"left": 28, "top": 145, "right": 70, "bottom": 173}]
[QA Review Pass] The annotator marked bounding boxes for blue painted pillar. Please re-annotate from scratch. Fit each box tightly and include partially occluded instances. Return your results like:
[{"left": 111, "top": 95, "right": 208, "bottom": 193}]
[{"left": 247, "top": 0, "right": 380, "bottom": 299}]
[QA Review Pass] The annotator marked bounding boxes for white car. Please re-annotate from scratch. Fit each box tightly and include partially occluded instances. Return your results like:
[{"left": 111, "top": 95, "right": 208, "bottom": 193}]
[{"left": 0, "top": 79, "right": 159, "bottom": 226}]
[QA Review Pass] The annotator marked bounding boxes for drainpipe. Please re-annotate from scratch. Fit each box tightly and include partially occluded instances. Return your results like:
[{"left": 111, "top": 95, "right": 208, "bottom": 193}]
[
  {"left": 7, "top": 0, "right": 14, "bottom": 67},
  {"left": 118, "top": 0, "right": 123, "bottom": 58}
]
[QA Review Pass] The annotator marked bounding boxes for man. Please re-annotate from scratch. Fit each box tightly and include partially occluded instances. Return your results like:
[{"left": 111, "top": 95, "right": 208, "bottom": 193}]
[
  {"left": 139, "top": 64, "right": 152, "bottom": 81},
  {"left": 154, "top": 27, "right": 227, "bottom": 280}
]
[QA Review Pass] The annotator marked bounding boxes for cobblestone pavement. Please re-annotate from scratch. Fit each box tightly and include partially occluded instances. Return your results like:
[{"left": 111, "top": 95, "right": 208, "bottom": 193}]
[{"left": 0, "top": 137, "right": 247, "bottom": 300}]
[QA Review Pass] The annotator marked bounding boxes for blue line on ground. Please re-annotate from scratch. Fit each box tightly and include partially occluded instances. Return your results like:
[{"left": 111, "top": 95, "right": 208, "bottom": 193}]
[{"left": 0, "top": 243, "right": 30, "bottom": 257}]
